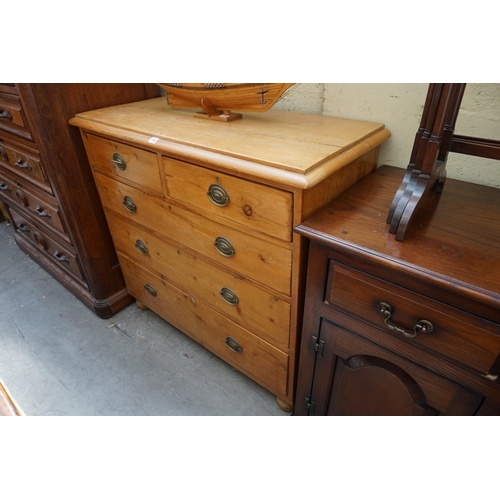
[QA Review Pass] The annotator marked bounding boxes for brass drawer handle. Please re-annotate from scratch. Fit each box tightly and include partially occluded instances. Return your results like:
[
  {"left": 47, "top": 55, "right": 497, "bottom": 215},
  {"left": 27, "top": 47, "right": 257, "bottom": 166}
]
[
  {"left": 0, "top": 109, "right": 12, "bottom": 121},
  {"left": 16, "top": 223, "right": 29, "bottom": 232},
  {"left": 225, "top": 336, "right": 242, "bottom": 353},
  {"left": 377, "top": 302, "right": 433, "bottom": 338},
  {"left": 220, "top": 287, "right": 239, "bottom": 306},
  {"left": 34, "top": 205, "right": 51, "bottom": 218},
  {"left": 123, "top": 196, "right": 136, "bottom": 212},
  {"left": 207, "top": 184, "right": 229, "bottom": 207},
  {"left": 135, "top": 239, "right": 148, "bottom": 254},
  {"left": 15, "top": 159, "right": 33, "bottom": 171},
  {"left": 0, "top": 182, "right": 11, "bottom": 191},
  {"left": 111, "top": 153, "right": 126, "bottom": 171},
  {"left": 144, "top": 284, "right": 157, "bottom": 297},
  {"left": 53, "top": 250, "right": 69, "bottom": 263},
  {"left": 214, "top": 236, "right": 235, "bottom": 257}
]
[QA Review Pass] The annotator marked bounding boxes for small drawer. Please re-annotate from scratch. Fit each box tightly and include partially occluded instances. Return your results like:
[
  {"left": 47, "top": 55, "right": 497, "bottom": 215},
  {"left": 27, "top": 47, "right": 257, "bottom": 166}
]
[
  {"left": 0, "top": 140, "right": 51, "bottom": 194},
  {"left": 83, "top": 133, "right": 161, "bottom": 193},
  {"left": 94, "top": 172, "right": 293, "bottom": 296},
  {"left": 0, "top": 93, "right": 33, "bottom": 142},
  {"left": 105, "top": 211, "right": 291, "bottom": 350},
  {"left": 9, "top": 208, "right": 84, "bottom": 281},
  {"left": 3, "top": 175, "right": 69, "bottom": 242},
  {"left": 326, "top": 261, "right": 500, "bottom": 377},
  {"left": 164, "top": 157, "right": 293, "bottom": 241},
  {"left": 119, "top": 254, "right": 289, "bottom": 397}
]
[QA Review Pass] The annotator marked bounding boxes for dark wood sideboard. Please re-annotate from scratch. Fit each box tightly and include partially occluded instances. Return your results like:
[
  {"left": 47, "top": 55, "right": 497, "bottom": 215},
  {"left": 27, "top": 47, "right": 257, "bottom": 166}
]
[
  {"left": 0, "top": 84, "right": 159, "bottom": 318},
  {"left": 294, "top": 165, "right": 500, "bottom": 416}
]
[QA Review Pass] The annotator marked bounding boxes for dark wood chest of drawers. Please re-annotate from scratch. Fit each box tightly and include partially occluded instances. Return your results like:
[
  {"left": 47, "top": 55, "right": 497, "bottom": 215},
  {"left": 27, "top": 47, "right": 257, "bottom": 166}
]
[
  {"left": 294, "top": 165, "right": 500, "bottom": 416},
  {"left": 0, "top": 84, "right": 159, "bottom": 317}
]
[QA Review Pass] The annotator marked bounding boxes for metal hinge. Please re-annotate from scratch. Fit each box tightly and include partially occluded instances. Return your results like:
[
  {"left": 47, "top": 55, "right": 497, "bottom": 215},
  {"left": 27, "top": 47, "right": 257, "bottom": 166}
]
[
  {"left": 304, "top": 397, "right": 316, "bottom": 415},
  {"left": 311, "top": 335, "right": 325, "bottom": 358}
]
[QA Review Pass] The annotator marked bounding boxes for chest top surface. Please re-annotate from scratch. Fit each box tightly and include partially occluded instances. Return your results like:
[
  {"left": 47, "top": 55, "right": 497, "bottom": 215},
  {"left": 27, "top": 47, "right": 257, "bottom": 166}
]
[
  {"left": 69, "top": 97, "right": 390, "bottom": 189},
  {"left": 295, "top": 165, "right": 500, "bottom": 310}
]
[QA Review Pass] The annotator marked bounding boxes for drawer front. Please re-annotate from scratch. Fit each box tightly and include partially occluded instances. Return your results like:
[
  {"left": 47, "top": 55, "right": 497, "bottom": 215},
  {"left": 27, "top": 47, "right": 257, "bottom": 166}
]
[
  {"left": 83, "top": 133, "right": 161, "bottom": 193},
  {"left": 9, "top": 208, "right": 84, "bottom": 281},
  {"left": 0, "top": 140, "right": 51, "bottom": 193},
  {"left": 0, "top": 93, "right": 33, "bottom": 141},
  {"left": 119, "top": 254, "right": 289, "bottom": 397},
  {"left": 105, "top": 211, "right": 291, "bottom": 350},
  {"left": 5, "top": 178, "right": 68, "bottom": 241},
  {"left": 326, "top": 261, "right": 500, "bottom": 376},
  {"left": 94, "top": 172, "right": 292, "bottom": 295},
  {"left": 164, "top": 157, "right": 293, "bottom": 241}
]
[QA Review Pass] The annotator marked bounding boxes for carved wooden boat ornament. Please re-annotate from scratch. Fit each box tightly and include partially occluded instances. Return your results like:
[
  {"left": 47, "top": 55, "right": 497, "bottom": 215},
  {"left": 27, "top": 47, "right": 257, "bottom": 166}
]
[{"left": 157, "top": 83, "right": 295, "bottom": 121}]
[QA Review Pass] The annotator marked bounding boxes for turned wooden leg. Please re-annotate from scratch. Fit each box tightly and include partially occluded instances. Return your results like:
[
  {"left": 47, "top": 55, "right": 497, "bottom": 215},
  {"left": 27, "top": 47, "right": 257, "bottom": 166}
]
[
  {"left": 276, "top": 397, "right": 294, "bottom": 413},
  {"left": 135, "top": 300, "right": 148, "bottom": 310}
]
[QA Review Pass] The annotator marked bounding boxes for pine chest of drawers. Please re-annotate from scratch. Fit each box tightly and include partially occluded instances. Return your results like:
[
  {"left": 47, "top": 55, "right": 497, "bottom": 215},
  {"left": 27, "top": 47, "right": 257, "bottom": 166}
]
[{"left": 70, "top": 97, "right": 390, "bottom": 409}]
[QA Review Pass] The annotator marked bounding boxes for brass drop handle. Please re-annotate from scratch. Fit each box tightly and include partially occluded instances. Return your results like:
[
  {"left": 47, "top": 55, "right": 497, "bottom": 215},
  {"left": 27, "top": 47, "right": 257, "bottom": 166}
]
[
  {"left": 123, "top": 196, "right": 136, "bottom": 212},
  {"left": 34, "top": 205, "right": 51, "bottom": 218},
  {"left": 377, "top": 302, "right": 433, "bottom": 338},
  {"left": 225, "top": 336, "right": 242, "bottom": 353},
  {"left": 16, "top": 223, "right": 29, "bottom": 232},
  {"left": 214, "top": 236, "right": 235, "bottom": 257},
  {"left": 0, "top": 182, "right": 11, "bottom": 191},
  {"left": 111, "top": 153, "right": 126, "bottom": 171},
  {"left": 207, "top": 184, "right": 229, "bottom": 207},
  {"left": 220, "top": 287, "right": 239, "bottom": 306},
  {"left": 53, "top": 250, "right": 69, "bottom": 263},
  {"left": 144, "top": 284, "right": 157, "bottom": 297},
  {"left": 0, "top": 109, "right": 12, "bottom": 121},
  {"left": 15, "top": 159, "right": 32, "bottom": 171},
  {"left": 135, "top": 239, "right": 148, "bottom": 254}
]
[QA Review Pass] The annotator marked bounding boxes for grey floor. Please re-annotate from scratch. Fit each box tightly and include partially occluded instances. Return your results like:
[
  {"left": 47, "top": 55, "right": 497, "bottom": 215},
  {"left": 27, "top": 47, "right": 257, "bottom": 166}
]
[{"left": 0, "top": 221, "right": 289, "bottom": 416}]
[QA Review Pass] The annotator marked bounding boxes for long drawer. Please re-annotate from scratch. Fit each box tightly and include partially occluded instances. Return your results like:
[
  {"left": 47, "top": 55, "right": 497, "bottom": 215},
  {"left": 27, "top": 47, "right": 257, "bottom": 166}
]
[
  {"left": 105, "top": 211, "right": 291, "bottom": 350},
  {"left": 164, "top": 157, "right": 293, "bottom": 241},
  {"left": 0, "top": 169, "right": 69, "bottom": 242},
  {"left": 94, "top": 171, "right": 293, "bottom": 295},
  {"left": 9, "top": 207, "right": 84, "bottom": 282},
  {"left": 119, "top": 254, "right": 289, "bottom": 397},
  {"left": 326, "top": 261, "right": 500, "bottom": 377}
]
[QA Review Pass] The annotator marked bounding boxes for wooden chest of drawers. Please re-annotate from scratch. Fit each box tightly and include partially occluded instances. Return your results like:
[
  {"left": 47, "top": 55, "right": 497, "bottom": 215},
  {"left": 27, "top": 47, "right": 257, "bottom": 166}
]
[
  {"left": 0, "top": 84, "right": 159, "bottom": 317},
  {"left": 70, "top": 98, "right": 390, "bottom": 409},
  {"left": 294, "top": 165, "right": 500, "bottom": 415}
]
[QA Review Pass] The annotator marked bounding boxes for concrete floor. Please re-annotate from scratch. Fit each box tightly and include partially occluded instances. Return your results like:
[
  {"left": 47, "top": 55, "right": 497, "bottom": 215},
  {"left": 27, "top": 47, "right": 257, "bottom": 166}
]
[{"left": 0, "top": 221, "right": 289, "bottom": 416}]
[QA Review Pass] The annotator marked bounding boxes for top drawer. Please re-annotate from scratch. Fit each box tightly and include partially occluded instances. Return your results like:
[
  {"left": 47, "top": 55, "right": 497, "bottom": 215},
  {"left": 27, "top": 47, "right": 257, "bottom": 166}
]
[
  {"left": 325, "top": 261, "right": 500, "bottom": 378},
  {"left": 0, "top": 93, "right": 33, "bottom": 142},
  {"left": 82, "top": 133, "right": 162, "bottom": 193},
  {"left": 164, "top": 157, "right": 293, "bottom": 242}
]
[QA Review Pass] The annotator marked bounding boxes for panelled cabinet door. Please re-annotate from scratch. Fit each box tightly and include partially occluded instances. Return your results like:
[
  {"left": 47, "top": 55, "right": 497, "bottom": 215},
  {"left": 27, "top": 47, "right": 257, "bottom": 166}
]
[{"left": 308, "top": 320, "right": 483, "bottom": 416}]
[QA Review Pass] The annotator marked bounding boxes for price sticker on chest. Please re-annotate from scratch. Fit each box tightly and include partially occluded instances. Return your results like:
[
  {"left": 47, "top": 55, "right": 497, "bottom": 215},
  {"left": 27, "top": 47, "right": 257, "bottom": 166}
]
[{"left": 148, "top": 137, "right": 160, "bottom": 144}]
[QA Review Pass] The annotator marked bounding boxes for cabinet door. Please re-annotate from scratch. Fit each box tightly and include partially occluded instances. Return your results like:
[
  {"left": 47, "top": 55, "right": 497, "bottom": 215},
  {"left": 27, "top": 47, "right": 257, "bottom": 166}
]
[{"left": 308, "top": 320, "right": 483, "bottom": 416}]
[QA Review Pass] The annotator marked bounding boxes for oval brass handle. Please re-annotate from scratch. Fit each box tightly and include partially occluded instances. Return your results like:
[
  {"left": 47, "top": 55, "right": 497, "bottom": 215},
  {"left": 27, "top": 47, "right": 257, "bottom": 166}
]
[
  {"left": 111, "top": 153, "right": 126, "bottom": 171},
  {"left": 0, "top": 109, "right": 12, "bottom": 121},
  {"left": 15, "top": 159, "right": 33, "bottom": 171},
  {"left": 0, "top": 182, "right": 11, "bottom": 191},
  {"left": 377, "top": 302, "right": 433, "bottom": 338},
  {"left": 135, "top": 239, "right": 148, "bottom": 254},
  {"left": 207, "top": 184, "right": 229, "bottom": 207},
  {"left": 214, "top": 236, "right": 235, "bottom": 257},
  {"left": 225, "top": 336, "right": 242, "bottom": 353},
  {"left": 144, "top": 284, "right": 157, "bottom": 297},
  {"left": 220, "top": 287, "right": 239, "bottom": 306},
  {"left": 16, "top": 223, "right": 30, "bottom": 232},
  {"left": 53, "top": 250, "right": 69, "bottom": 263},
  {"left": 34, "top": 205, "right": 51, "bottom": 218},
  {"left": 123, "top": 196, "right": 136, "bottom": 212}
]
